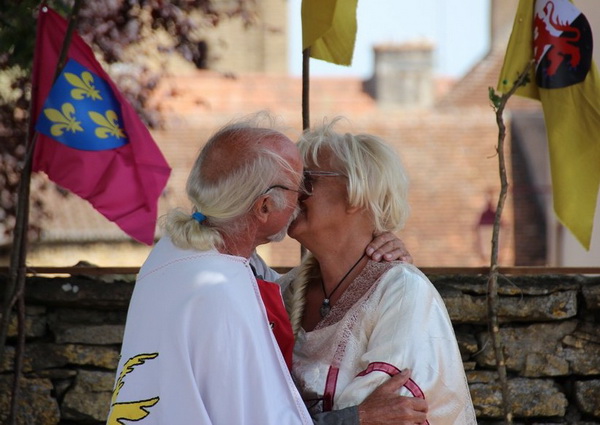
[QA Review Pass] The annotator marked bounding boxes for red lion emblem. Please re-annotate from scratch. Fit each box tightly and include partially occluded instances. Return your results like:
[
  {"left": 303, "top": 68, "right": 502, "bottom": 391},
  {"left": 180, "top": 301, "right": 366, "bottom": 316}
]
[{"left": 534, "top": 1, "right": 581, "bottom": 76}]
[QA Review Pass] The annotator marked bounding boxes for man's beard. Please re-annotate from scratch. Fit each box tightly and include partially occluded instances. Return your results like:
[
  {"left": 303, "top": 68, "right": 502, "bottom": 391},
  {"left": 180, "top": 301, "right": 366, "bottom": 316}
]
[{"left": 267, "top": 205, "right": 300, "bottom": 242}]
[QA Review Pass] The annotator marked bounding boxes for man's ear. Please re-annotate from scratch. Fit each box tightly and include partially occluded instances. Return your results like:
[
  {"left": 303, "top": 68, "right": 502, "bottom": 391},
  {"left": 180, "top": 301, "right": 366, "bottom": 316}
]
[{"left": 254, "top": 196, "right": 271, "bottom": 224}]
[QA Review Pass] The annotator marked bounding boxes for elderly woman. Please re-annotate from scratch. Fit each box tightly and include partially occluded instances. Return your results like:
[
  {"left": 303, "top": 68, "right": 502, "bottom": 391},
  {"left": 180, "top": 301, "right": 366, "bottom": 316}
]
[{"left": 283, "top": 119, "right": 477, "bottom": 425}]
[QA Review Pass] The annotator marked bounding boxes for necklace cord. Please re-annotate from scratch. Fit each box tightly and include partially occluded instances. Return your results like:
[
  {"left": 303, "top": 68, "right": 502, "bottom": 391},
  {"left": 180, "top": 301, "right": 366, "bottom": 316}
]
[{"left": 321, "top": 252, "right": 366, "bottom": 303}]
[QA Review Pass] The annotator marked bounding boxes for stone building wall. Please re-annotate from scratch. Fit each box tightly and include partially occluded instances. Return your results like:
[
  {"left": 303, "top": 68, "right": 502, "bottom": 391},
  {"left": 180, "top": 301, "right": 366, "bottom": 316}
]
[{"left": 1, "top": 273, "right": 599, "bottom": 424}]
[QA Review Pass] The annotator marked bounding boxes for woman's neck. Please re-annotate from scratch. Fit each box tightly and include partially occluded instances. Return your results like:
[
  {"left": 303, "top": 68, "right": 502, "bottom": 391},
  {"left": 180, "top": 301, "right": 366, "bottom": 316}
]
[{"left": 312, "top": 233, "right": 373, "bottom": 292}]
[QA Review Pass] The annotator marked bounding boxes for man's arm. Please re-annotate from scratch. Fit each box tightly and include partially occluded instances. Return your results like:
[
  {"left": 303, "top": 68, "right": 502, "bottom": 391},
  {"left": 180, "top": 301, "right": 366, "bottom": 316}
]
[{"left": 311, "top": 370, "right": 428, "bottom": 425}]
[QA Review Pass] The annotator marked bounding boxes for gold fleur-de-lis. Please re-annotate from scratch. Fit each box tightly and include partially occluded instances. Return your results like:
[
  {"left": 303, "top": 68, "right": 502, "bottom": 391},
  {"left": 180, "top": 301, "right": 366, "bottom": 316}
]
[
  {"left": 89, "top": 110, "right": 126, "bottom": 139},
  {"left": 65, "top": 71, "right": 102, "bottom": 100},
  {"left": 43, "top": 103, "right": 83, "bottom": 136}
]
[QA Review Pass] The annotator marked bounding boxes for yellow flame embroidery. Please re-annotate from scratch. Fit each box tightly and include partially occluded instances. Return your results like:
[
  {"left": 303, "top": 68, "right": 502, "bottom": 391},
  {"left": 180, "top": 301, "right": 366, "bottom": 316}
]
[
  {"left": 107, "top": 353, "right": 159, "bottom": 425},
  {"left": 43, "top": 103, "right": 83, "bottom": 137},
  {"left": 89, "top": 110, "right": 126, "bottom": 139},
  {"left": 65, "top": 71, "right": 102, "bottom": 100}
]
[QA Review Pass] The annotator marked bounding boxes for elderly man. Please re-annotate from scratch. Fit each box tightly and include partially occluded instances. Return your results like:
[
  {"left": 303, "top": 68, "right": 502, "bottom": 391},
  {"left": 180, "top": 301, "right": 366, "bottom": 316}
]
[{"left": 107, "top": 115, "right": 426, "bottom": 425}]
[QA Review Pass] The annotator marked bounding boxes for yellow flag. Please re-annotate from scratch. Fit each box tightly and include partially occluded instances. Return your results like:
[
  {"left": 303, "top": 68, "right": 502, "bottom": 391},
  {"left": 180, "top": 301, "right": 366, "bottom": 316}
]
[
  {"left": 302, "top": 0, "right": 358, "bottom": 66},
  {"left": 497, "top": 0, "right": 600, "bottom": 250}
]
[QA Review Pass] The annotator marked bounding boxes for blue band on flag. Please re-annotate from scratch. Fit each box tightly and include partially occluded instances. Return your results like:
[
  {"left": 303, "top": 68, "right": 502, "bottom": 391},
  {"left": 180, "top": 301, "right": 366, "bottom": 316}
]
[{"left": 35, "top": 59, "right": 129, "bottom": 151}]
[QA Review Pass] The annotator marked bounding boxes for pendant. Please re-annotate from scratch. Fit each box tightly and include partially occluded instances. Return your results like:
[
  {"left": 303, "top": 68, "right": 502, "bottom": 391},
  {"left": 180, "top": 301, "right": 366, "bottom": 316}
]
[{"left": 320, "top": 299, "right": 331, "bottom": 318}]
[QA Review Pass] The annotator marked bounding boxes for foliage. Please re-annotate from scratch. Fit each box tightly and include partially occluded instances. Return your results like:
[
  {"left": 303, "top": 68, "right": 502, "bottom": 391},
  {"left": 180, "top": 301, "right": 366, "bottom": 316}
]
[{"left": 0, "top": 0, "right": 256, "bottom": 247}]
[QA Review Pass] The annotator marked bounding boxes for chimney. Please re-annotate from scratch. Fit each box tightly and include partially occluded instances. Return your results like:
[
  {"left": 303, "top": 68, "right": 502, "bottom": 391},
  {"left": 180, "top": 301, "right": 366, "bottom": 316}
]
[{"left": 370, "top": 41, "right": 435, "bottom": 108}]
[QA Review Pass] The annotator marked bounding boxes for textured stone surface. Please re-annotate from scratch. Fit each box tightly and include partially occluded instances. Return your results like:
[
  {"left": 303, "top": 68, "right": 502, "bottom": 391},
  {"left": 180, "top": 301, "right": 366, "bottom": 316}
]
[
  {"left": 456, "top": 330, "right": 479, "bottom": 359},
  {"left": 61, "top": 370, "right": 114, "bottom": 422},
  {"left": 2, "top": 274, "right": 600, "bottom": 423},
  {"left": 0, "top": 375, "right": 60, "bottom": 425},
  {"left": 445, "top": 291, "right": 577, "bottom": 324},
  {"left": 432, "top": 275, "right": 580, "bottom": 296},
  {"left": 469, "top": 375, "right": 568, "bottom": 418},
  {"left": 523, "top": 352, "right": 569, "bottom": 377},
  {"left": 52, "top": 323, "right": 125, "bottom": 345},
  {"left": 563, "top": 323, "right": 600, "bottom": 375},
  {"left": 25, "top": 277, "right": 134, "bottom": 308},
  {"left": 475, "top": 321, "right": 578, "bottom": 373},
  {"left": 582, "top": 283, "right": 600, "bottom": 310},
  {"left": 5, "top": 306, "right": 48, "bottom": 338},
  {"left": 23, "top": 343, "right": 120, "bottom": 371},
  {"left": 575, "top": 380, "right": 600, "bottom": 416}
]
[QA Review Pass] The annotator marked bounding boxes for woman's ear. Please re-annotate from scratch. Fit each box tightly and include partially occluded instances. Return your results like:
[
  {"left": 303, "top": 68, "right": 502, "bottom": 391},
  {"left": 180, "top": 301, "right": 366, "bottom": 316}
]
[{"left": 345, "top": 204, "right": 362, "bottom": 214}]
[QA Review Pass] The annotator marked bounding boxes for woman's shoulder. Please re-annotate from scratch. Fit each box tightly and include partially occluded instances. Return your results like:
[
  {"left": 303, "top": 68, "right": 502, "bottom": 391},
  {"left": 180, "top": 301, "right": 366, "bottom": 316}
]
[{"left": 374, "top": 261, "right": 437, "bottom": 296}]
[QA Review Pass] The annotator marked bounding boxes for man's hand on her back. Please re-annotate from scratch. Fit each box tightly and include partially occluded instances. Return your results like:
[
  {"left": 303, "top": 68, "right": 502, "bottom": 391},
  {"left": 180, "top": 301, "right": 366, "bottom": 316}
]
[{"left": 357, "top": 369, "right": 428, "bottom": 425}]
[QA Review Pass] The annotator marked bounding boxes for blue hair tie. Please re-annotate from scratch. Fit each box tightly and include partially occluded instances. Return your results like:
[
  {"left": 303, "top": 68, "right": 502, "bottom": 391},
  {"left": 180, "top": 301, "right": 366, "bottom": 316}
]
[{"left": 192, "top": 212, "right": 207, "bottom": 223}]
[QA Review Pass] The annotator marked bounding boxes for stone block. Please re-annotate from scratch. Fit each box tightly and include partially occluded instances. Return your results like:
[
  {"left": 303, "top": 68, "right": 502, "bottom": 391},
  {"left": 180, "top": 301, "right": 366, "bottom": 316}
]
[
  {"left": 582, "top": 284, "right": 600, "bottom": 310},
  {"left": 61, "top": 370, "right": 114, "bottom": 422},
  {"left": 4, "top": 309, "right": 48, "bottom": 338},
  {"left": 497, "top": 290, "right": 577, "bottom": 322},
  {"left": 50, "top": 307, "right": 127, "bottom": 325},
  {"left": 433, "top": 275, "right": 580, "bottom": 296},
  {"left": 456, "top": 331, "right": 479, "bottom": 359},
  {"left": 22, "top": 343, "right": 120, "bottom": 372},
  {"left": 25, "top": 277, "right": 134, "bottom": 309},
  {"left": 0, "top": 375, "right": 60, "bottom": 425},
  {"left": 476, "top": 321, "right": 577, "bottom": 374},
  {"left": 523, "top": 352, "right": 569, "bottom": 377},
  {"left": 575, "top": 380, "right": 600, "bottom": 417},
  {"left": 52, "top": 323, "right": 125, "bottom": 345},
  {"left": 469, "top": 377, "right": 567, "bottom": 418},
  {"left": 443, "top": 292, "right": 486, "bottom": 323},
  {"left": 443, "top": 291, "right": 577, "bottom": 324},
  {"left": 565, "top": 345, "right": 600, "bottom": 375}
]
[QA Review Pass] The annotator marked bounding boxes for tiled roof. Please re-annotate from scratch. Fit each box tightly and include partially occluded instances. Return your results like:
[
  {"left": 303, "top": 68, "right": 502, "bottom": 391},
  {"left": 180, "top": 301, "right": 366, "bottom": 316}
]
[{"left": 29, "top": 62, "right": 527, "bottom": 267}]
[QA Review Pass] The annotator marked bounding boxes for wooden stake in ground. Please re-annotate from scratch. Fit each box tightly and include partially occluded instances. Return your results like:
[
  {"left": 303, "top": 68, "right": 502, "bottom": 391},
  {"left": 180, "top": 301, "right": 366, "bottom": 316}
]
[
  {"left": 1, "top": 2, "right": 84, "bottom": 423},
  {"left": 487, "top": 59, "right": 534, "bottom": 425}
]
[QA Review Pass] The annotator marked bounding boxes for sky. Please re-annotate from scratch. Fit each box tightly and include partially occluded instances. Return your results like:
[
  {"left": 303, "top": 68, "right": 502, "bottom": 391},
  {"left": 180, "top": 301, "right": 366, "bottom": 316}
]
[{"left": 287, "top": 0, "right": 491, "bottom": 79}]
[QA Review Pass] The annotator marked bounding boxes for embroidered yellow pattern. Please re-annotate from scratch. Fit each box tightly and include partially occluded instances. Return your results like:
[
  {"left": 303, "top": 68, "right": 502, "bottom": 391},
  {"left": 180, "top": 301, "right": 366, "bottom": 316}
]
[
  {"left": 65, "top": 71, "right": 102, "bottom": 100},
  {"left": 89, "top": 110, "right": 126, "bottom": 139},
  {"left": 107, "top": 353, "right": 159, "bottom": 425},
  {"left": 43, "top": 103, "right": 83, "bottom": 136}
]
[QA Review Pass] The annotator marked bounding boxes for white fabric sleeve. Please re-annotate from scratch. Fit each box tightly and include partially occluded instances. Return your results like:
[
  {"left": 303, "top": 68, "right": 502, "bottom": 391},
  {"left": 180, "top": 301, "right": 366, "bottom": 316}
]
[{"left": 334, "top": 265, "right": 476, "bottom": 425}]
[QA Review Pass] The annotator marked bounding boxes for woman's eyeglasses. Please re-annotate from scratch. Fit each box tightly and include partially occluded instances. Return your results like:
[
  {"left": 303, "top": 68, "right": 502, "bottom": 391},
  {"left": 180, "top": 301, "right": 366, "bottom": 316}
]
[
  {"left": 264, "top": 170, "right": 343, "bottom": 202},
  {"left": 302, "top": 170, "right": 344, "bottom": 195}
]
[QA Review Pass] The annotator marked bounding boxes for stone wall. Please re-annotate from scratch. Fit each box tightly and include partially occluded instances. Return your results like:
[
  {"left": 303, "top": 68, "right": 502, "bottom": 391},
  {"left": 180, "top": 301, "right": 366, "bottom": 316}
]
[{"left": 1, "top": 273, "right": 599, "bottom": 424}]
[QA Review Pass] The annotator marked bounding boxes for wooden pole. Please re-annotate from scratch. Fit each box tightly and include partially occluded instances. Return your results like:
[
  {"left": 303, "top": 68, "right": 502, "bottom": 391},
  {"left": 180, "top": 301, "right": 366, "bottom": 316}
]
[
  {"left": 302, "top": 47, "right": 311, "bottom": 131},
  {"left": 2, "top": 2, "right": 84, "bottom": 423},
  {"left": 487, "top": 59, "right": 534, "bottom": 425},
  {"left": 300, "top": 47, "right": 311, "bottom": 259}
]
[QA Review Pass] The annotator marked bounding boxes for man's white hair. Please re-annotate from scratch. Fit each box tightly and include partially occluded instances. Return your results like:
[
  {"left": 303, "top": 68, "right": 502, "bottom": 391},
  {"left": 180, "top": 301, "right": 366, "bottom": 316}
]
[{"left": 163, "top": 114, "right": 298, "bottom": 251}]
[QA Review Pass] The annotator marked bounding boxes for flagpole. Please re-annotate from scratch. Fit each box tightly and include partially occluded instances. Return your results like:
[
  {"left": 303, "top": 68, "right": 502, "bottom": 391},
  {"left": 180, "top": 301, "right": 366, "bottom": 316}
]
[
  {"left": 300, "top": 47, "right": 311, "bottom": 259},
  {"left": 1, "top": 2, "right": 84, "bottom": 423},
  {"left": 302, "top": 47, "right": 310, "bottom": 131}
]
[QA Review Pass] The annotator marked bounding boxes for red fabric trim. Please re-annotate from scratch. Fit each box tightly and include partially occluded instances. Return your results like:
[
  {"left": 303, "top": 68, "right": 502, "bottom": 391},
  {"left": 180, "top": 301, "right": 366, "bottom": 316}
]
[
  {"left": 323, "top": 366, "right": 340, "bottom": 412},
  {"left": 356, "top": 362, "right": 429, "bottom": 424},
  {"left": 256, "top": 279, "right": 294, "bottom": 370},
  {"left": 356, "top": 361, "right": 401, "bottom": 377}
]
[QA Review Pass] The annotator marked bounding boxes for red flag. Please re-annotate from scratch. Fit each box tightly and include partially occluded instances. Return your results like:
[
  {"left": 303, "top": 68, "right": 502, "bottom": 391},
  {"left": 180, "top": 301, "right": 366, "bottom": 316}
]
[{"left": 30, "top": 6, "right": 171, "bottom": 245}]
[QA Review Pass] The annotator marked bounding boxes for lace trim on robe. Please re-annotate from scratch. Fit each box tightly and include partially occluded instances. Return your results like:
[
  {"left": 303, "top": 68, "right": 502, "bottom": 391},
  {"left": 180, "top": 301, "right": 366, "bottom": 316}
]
[{"left": 314, "top": 261, "right": 400, "bottom": 331}]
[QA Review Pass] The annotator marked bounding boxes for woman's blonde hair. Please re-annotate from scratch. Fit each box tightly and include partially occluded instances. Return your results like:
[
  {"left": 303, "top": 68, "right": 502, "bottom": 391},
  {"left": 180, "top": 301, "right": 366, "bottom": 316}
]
[
  {"left": 163, "top": 114, "right": 298, "bottom": 251},
  {"left": 298, "top": 117, "right": 410, "bottom": 233}
]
